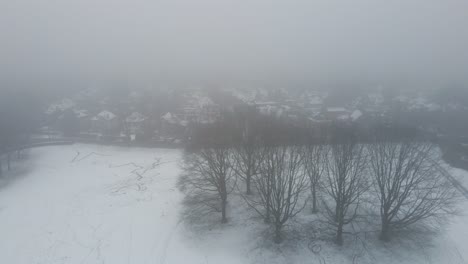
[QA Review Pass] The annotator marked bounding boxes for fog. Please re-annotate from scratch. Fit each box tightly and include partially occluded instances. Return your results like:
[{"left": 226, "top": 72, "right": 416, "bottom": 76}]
[
  {"left": 1, "top": 0, "right": 468, "bottom": 91},
  {"left": 3, "top": 1, "right": 468, "bottom": 262}
]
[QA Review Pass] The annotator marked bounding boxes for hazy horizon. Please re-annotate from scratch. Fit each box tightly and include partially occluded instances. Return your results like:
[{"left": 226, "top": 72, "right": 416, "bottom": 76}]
[{"left": 1, "top": 0, "right": 468, "bottom": 92}]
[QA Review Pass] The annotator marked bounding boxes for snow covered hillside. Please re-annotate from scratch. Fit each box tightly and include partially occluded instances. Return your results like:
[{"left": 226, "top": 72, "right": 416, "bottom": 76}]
[{"left": 0, "top": 144, "right": 467, "bottom": 264}]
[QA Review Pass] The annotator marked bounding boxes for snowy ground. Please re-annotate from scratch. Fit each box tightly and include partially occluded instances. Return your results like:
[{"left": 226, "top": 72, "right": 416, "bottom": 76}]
[{"left": 0, "top": 144, "right": 467, "bottom": 264}]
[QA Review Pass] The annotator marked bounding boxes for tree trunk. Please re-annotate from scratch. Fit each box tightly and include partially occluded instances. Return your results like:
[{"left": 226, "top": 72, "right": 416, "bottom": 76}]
[
  {"left": 312, "top": 184, "right": 318, "bottom": 213},
  {"left": 221, "top": 198, "right": 227, "bottom": 223},
  {"left": 265, "top": 200, "right": 271, "bottom": 223},
  {"left": 274, "top": 224, "right": 282, "bottom": 244},
  {"left": 336, "top": 223, "right": 343, "bottom": 246},
  {"left": 265, "top": 181, "right": 272, "bottom": 223},
  {"left": 7, "top": 154, "right": 11, "bottom": 171},
  {"left": 379, "top": 220, "right": 391, "bottom": 242},
  {"left": 246, "top": 174, "right": 251, "bottom": 195}
]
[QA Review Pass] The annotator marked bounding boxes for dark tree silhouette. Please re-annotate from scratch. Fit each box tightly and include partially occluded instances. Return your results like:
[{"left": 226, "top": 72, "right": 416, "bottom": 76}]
[
  {"left": 232, "top": 138, "right": 263, "bottom": 195},
  {"left": 180, "top": 147, "right": 235, "bottom": 223},
  {"left": 0, "top": 89, "right": 41, "bottom": 174},
  {"left": 322, "top": 136, "right": 368, "bottom": 245},
  {"left": 246, "top": 145, "right": 309, "bottom": 243},
  {"left": 368, "top": 140, "right": 459, "bottom": 241},
  {"left": 304, "top": 143, "right": 328, "bottom": 213}
]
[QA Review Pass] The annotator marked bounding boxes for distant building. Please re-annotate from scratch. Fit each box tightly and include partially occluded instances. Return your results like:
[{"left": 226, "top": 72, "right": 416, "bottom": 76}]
[
  {"left": 324, "top": 107, "right": 350, "bottom": 121},
  {"left": 254, "top": 102, "right": 282, "bottom": 116},
  {"left": 176, "top": 95, "right": 221, "bottom": 124},
  {"left": 125, "top": 112, "right": 148, "bottom": 134},
  {"left": 74, "top": 109, "right": 92, "bottom": 132},
  {"left": 91, "top": 110, "right": 119, "bottom": 135},
  {"left": 45, "top": 98, "right": 75, "bottom": 116},
  {"left": 305, "top": 96, "right": 324, "bottom": 115},
  {"left": 160, "top": 112, "right": 187, "bottom": 139},
  {"left": 350, "top": 110, "right": 363, "bottom": 122}
]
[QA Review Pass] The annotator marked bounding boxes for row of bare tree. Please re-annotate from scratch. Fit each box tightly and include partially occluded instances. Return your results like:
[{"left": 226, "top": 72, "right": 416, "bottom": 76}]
[
  {"left": 0, "top": 90, "right": 41, "bottom": 177},
  {"left": 180, "top": 136, "right": 459, "bottom": 245}
]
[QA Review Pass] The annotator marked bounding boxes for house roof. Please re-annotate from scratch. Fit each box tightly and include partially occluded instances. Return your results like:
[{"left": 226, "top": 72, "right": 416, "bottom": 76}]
[
  {"left": 45, "top": 98, "right": 75, "bottom": 115},
  {"left": 351, "top": 110, "right": 363, "bottom": 121},
  {"left": 74, "top": 109, "right": 89, "bottom": 119},
  {"left": 327, "top": 107, "right": 348, "bottom": 113},
  {"left": 162, "top": 112, "right": 178, "bottom": 124},
  {"left": 309, "top": 96, "right": 323, "bottom": 105},
  {"left": 95, "top": 110, "right": 116, "bottom": 121},
  {"left": 126, "top": 112, "right": 147, "bottom": 123},
  {"left": 337, "top": 114, "right": 350, "bottom": 120}
]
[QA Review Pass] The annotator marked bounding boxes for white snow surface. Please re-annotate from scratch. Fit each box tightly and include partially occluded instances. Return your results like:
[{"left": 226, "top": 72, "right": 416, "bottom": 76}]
[
  {"left": 0, "top": 145, "right": 251, "bottom": 264},
  {"left": 0, "top": 144, "right": 468, "bottom": 264}
]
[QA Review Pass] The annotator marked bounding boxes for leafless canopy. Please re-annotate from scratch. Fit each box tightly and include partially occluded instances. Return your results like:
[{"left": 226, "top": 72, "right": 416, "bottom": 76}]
[
  {"left": 304, "top": 143, "right": 328, "bottom": 213},
  {"left": 232, "top": 138, "right": 263, "bottom": 195},
  {"left": 246, "top": 145, "right": 309, "bottom": 243},
  {"left": 180, "top": 147, "right": 235, "bottom": 223},
  {"left": 322, "top": 138, "right": 368, "bottom": 245},
  {"left": 368, "top": 141, "right": 459, "bottom": 241}
]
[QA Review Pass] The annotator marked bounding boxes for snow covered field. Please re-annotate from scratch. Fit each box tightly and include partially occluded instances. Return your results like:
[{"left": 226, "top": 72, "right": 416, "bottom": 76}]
[{"left": 0, "top": 144, "right": 468, "bottom": 264}]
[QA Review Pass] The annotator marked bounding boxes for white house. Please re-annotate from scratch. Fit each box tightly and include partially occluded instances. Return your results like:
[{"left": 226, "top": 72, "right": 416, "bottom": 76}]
[
  {"left": 91, "top": 110, "right": 119, "bottom": 134},
  {"left": 125, "top": 112, "right": 148, "bottom": 134}
]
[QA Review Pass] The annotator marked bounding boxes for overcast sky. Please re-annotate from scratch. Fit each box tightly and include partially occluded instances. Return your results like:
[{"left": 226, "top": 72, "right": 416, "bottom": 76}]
[{"left": 1, "top": 0, "right": 468, "bottom": 91}]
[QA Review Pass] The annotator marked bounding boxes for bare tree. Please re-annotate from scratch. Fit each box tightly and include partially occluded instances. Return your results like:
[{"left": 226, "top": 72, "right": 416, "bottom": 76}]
[
  {"left": 368, "top": 141, "right": 459, "bottom": 241},
  {"left": 232, "top": 139, "right": 263, "bottom": 195},
  {"left": 304, "top": 143, "right": 327, "bottom": 213},
  {"left": 180, "top": 147, "right": 235, "bottom": 223},
  {"left": 322, "top": 139, "right": 368, "bottom": 246},
  {"left": 246, "top": 145, "right": 309, "bottom": 243}
]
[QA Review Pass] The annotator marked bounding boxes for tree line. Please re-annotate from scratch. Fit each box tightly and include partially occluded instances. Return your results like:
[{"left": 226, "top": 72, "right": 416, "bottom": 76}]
[
  {"left": 179, "top": 116, "right": 459, "bottom": 245},
  {"left": 0, "top": 89, "right": 42, "bottom": 176}
]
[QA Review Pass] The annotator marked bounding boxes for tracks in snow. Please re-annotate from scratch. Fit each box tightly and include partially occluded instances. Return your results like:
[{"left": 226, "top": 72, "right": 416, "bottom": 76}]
[{"left": 436, "top": 163, "right": 468, "bottom": 199}]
